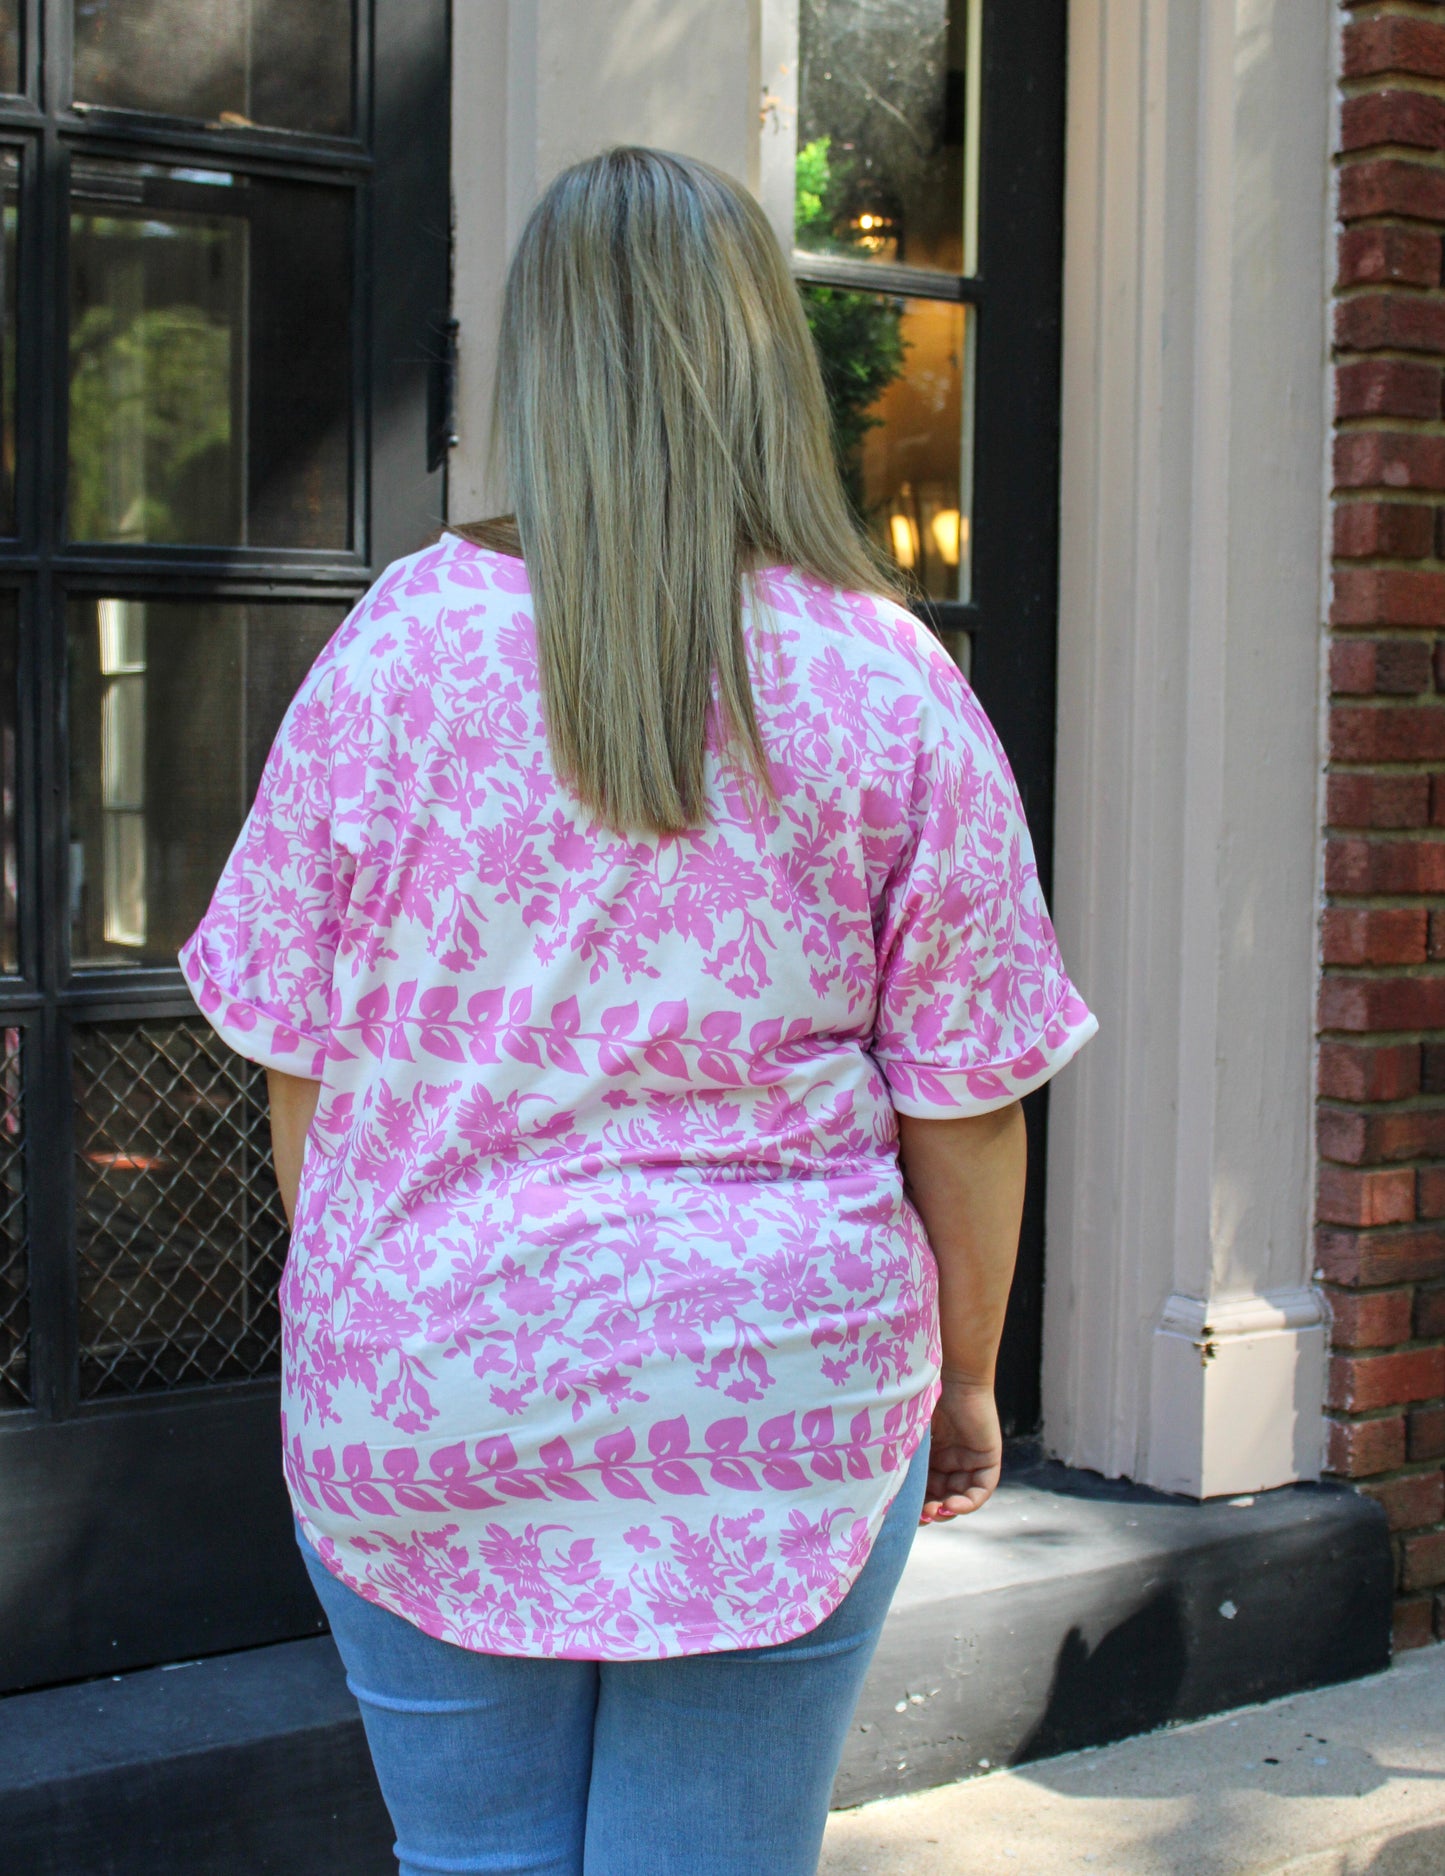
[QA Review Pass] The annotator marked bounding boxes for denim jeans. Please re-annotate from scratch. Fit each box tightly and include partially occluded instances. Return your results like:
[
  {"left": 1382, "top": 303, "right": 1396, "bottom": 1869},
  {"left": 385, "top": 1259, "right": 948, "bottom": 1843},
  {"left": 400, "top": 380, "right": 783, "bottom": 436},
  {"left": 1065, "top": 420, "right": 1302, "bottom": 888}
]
[{"left": 296, "top": 1434, "right": 928, "bottom": 1876}]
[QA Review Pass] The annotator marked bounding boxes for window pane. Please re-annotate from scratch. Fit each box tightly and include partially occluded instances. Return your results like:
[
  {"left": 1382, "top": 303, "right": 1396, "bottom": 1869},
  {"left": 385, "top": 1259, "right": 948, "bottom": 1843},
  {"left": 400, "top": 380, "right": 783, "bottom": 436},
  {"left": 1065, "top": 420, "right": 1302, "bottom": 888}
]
[
  {"left": 797, "top": 0, "right": 977, "bottom": 277},
  {"left": 0, "top": 2, "right": 16, "bottom": 95},
  {"left": 0, "top": 152, "right": 17, "bottom": 535},
  {"left": 68, "top": 160, "right": 353, "bottom": 549},
  {"left": 68, "top": 597, "right": 341, "bottom": 971},
  {"left": 73, "top": 0, "right": 353, "bottom": 136},
  {"left": 802, "top": 287, "right": 973, "bottom": 601},
  {"left": 75, "top": 1019, "right": 286, "bottom": 1397},
  {"left": 0, "top": 1027, "right": 25, "bottom": 1406},
  {"left": 0, "top": 594, "right": 16, "bottom": 973}
]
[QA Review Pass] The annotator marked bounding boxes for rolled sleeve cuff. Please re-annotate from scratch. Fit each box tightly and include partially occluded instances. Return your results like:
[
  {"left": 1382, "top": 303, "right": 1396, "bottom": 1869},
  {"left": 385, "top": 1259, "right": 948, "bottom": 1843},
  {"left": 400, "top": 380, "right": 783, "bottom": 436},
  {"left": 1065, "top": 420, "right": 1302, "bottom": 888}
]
[
  {"left": 877, "top": 990, "right": 1098, "bottom": 1120},
  {"left": 179, "top": 932, "right": 329, "bottom": 1081}
]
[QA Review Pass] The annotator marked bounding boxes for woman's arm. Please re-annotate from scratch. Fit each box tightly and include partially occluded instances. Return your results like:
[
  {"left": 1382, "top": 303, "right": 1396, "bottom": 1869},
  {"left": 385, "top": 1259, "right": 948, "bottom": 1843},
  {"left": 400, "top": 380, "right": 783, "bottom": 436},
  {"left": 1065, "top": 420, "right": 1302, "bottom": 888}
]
[
  {"left": 266, "top": 1068, "right": 323, "bottom": 1228},
  {"left": 897, "top": 1101, "right": 1027, "bottom": 1524}
]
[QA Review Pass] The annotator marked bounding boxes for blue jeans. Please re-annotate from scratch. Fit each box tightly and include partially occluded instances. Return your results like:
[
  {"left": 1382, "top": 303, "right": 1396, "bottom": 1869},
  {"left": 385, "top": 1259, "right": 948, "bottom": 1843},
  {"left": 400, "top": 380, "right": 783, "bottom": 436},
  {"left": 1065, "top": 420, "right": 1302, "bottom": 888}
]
[{"left": 296, "top": 1435, "right": 928, "bottom": 1876}]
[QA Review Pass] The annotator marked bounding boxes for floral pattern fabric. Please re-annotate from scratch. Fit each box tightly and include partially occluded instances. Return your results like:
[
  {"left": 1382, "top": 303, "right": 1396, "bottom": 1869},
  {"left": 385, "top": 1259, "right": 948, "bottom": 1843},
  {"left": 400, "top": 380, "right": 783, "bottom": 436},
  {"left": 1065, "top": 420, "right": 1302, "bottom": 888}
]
[{"left": 180, "top": 537, "right": 1095, "bottom": 1660}]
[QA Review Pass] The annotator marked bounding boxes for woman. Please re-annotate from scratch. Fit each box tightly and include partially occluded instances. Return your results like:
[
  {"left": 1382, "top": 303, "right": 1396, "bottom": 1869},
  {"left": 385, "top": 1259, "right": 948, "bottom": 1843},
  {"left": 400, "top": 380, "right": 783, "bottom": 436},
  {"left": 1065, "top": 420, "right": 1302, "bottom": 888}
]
[{"left": 181, "top": 147, "right": 1094, "bottom": 1876}]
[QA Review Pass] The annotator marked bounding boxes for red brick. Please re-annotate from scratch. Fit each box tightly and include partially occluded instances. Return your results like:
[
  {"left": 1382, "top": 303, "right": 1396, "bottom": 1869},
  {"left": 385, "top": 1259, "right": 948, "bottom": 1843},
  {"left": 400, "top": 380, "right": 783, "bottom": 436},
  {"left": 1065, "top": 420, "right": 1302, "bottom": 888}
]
[
  {"left": 1326, "top": 772, "right": 1431, "bottom": 829},
  {"left": 1335, "top": 291, "right": 1445, "bottom": 353},
  {"left": 1435, "top": 1589, "right": 1445, "bottom": 1640},
  {"left": 1322, "top": 907, "right": 1429, "bottom": 967},
  {"left": 1324, "top": 837, "right": 1445, "bottom": 893},
  {"left": 1331, "top": 639, "right": 1378, "bottom": 695},
  {"left": 1415, "top": 1283, "right": 1445, "bottom": 1336},
  {"left": 1332, "top": 568, "right": 1445, "bottom": 629},
  {"left": 1335, "top": 431, "right": 1445, "bottom": 492},
  {"left": 1339, "top": 156, "right": 1445, "bottom": 225},
  {"left": 1327, "top": 1285, "right": 1416, "bottom": 1348},
  {"left": 1379, "top": 637, "right": 1436, "bottom": 692},
  {"left": 1342, "top": 91, "right": 1445, "bottom": 156},
  {"left": 1335, "top": 497, "right": 1435, "bottom": 564},
  {"left": 1433, "top": 774, "right": 1445, "bottom": 825},
  {"left": 1402, "top": 1530, "right": 1445, "bottom": 1591},
  {"left": 1319, "top": 1041, "right": 1421, "bottom": 1102},
  {"left": 1337, "top": 360, "right": 1443, "bottom": 422},
  {"left": 1319, "top": 1165, "right": 1418, "bottom": 1228},
  {"left": 1361, "top": 1469, "right": 1445, "bottom": 1531},
  {"left": 1339, "top": 224, "right": 1443, "bottom": 290},
  {"left": 1435, "top": 641, "right": 1445, "bottom": 694},
  {"left": 1411, "top": 1402, "right": 1445, "bottom": 1459},
  {"left": 1431, "top": 910, "right": 1445, "bottom": 961},
  {"left": 1319, "top": 976, "right": 1445, "bottom": 1033},
  {"left": 1421, "top": 1169, "right": 1445, "bottom": 1218},
  {"left": 1329, "top": 1346, "right": 1445, "bottom": 1411},
  {"left": 1370, "top": 1109, "right": 1445, "bottom": 1159},
  {"left": 1394, "top": 1595, "right": 1436, "bottom": 1650},
  {"left": 1330, "top": 704, "right": 1445, "bottom": 760},
  {"left": 1327, "top": 1411, "right": 1408, "bottom": 1475},
  {"left": 1317, "top": 1225, "right": 1445, "bottom": 1287},
  {"left": 1345, "top": 15, "right": 1445, "bottom": 84}
]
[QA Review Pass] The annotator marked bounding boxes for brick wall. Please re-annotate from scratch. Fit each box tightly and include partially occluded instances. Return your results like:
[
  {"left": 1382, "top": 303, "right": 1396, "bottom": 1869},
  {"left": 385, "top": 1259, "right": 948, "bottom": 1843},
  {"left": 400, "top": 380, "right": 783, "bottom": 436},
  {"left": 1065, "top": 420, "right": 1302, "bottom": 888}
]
[{"left": 1324, "top": 0, "right": 1445, "bottom": 1650}]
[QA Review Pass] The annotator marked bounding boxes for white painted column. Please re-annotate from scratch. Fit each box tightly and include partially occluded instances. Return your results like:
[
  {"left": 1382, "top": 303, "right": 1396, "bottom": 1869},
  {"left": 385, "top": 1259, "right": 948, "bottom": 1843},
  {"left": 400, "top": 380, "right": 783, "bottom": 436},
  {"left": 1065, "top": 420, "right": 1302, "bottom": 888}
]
[{"left": 1044, "top": 0, "right": 1333, "bottom": 1496}]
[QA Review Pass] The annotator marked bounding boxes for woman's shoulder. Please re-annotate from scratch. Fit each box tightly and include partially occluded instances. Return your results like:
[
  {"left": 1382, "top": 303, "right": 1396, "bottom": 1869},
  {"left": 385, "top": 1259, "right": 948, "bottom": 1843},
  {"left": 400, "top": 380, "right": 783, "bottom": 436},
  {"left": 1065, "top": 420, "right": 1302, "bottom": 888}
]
[{"left": 751, "top": 563, "right": 971, "bottom": 720}]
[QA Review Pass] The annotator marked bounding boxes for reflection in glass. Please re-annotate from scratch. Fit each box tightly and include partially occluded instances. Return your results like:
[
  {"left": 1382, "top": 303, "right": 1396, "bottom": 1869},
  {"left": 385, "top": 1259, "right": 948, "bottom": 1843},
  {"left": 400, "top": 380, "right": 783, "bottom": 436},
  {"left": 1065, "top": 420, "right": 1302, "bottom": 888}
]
[
  {"left": 0, "top": 596, "right": 16, "bottom": 972},
  {"left": 802, "top": 287, "right": 972, "bottom": 601},
  {"left": 74, "top": 0, "right": 353, "bottom": 136},
  {"left": 68, "top": 598, "right": 340, "bottom": 970},
  {"left": 0, "top": 2, "right": 16, "bottom": 95},
  {"left": 68, "top": 160, "right": 352, "bottom": 548},
  {"left": 796, "top": 0, "right": 978, "bottom": 276},
  {"left": 0, "top": 153, "right": 16, "bottom": 534}
]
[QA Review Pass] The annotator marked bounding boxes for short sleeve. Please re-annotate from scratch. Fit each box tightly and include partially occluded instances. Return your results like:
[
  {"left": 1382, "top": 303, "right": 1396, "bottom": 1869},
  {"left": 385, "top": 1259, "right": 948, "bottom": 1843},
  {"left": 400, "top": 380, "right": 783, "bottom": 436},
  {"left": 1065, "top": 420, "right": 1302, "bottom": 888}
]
[
  {"left": 871, "top": 667, "right": 1096, "bottom": 1119},
  {"left": 179, "top": 659, "right": 349, "bottom": 1080}
]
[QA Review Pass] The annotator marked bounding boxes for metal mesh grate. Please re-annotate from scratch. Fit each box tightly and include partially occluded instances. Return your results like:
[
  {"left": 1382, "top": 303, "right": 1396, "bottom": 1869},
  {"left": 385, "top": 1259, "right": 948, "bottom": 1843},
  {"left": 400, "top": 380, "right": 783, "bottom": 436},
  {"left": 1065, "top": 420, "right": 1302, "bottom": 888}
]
[
  {"left": 0, "top": 1027, "right": 26, "bottom": 1405},
  {"left": 75, "top": 1020, "right": 287, "bottom": 1397}
]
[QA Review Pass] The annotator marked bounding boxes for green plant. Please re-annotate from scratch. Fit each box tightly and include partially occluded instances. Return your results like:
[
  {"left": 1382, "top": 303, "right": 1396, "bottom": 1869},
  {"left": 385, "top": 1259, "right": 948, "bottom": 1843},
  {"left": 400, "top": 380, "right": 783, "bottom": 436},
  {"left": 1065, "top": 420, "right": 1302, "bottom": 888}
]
[{"left": 794, "top": 137, "right": 907, "bottom": 516}]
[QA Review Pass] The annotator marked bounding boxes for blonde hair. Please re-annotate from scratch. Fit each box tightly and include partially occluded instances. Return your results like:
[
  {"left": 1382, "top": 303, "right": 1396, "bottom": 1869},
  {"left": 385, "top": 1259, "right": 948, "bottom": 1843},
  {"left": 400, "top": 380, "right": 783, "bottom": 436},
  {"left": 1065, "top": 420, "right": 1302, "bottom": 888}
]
[{"left": 452, "top": 146, "right": 904, "bottom": 835}]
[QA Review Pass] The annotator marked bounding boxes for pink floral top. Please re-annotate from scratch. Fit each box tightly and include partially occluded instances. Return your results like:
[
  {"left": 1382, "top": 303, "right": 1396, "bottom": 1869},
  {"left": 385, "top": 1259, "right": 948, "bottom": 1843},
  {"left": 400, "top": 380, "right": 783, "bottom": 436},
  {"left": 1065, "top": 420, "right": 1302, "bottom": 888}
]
[{"left": 180, "top": 536, "right": 1095, "bottom": 1660}]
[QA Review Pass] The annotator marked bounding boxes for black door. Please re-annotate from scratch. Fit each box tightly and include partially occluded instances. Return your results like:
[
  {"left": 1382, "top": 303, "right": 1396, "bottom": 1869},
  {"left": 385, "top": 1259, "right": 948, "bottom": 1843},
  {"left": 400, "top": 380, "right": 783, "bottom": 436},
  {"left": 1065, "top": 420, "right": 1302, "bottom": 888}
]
[
  {"left": 0, "top": 0, "right": 450, "bottom": 1694},
  {"left": 793, "top": 0, "right": 1068, "bottom": 1435}
]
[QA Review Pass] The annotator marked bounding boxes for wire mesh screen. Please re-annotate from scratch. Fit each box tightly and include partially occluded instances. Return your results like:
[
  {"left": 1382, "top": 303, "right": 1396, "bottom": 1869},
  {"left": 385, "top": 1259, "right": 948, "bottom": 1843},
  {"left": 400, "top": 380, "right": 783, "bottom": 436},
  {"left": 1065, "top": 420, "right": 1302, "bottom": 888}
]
[
  {"left": 75, "top": 1020, "right": 287, "bottom": 1397},
  {"left": 0, "top": 1027, "right": 27, "bottom": 1405}
]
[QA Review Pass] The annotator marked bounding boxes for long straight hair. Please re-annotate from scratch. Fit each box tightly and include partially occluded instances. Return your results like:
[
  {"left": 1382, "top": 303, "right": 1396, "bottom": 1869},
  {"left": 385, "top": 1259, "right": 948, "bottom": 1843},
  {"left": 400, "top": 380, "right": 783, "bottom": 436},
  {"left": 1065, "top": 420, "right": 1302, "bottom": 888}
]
[{"left": 452, "top": 146, "right": 905, "bottom": 835}]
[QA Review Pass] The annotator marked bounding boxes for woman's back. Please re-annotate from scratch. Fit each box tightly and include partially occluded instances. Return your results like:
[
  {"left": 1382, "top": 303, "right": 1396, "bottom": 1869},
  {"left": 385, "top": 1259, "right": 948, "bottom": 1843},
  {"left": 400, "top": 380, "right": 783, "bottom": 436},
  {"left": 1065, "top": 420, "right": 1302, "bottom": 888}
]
[{"left": 181, "top": 533, "right": 1092, "bottom": 1659}]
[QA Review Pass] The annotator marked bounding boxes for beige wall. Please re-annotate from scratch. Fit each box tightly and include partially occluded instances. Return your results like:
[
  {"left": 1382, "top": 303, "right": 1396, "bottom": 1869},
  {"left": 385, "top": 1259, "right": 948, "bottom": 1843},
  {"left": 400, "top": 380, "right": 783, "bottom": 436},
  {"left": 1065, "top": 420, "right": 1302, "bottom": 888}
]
[{"left": 450, "top": 0, "right": 763, "bottom": 517}]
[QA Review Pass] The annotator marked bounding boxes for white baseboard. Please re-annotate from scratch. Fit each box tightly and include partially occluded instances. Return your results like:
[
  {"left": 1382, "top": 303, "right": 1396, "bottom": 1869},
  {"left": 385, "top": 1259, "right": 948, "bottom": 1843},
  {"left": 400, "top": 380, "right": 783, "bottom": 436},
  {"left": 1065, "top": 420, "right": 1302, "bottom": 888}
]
[{"left": 1143, "top": 1289, "right": 1327, "bottom": 1498}]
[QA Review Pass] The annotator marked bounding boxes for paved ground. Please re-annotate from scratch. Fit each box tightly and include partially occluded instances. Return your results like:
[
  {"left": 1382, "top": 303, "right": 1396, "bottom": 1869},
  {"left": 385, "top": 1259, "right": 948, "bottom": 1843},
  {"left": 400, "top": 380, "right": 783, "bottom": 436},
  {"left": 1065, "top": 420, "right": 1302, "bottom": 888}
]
[{"left": 820, "top": 1643, "right": 1445, "bottom": 1876}]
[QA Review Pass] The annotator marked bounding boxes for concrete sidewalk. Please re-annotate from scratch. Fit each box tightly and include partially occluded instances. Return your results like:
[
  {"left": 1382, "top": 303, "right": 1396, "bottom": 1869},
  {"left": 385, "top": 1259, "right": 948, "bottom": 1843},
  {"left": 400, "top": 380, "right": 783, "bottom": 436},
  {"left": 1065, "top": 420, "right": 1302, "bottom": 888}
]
[{"left": 820, "top": 1644, "right": 1445, "bottom": 1876}]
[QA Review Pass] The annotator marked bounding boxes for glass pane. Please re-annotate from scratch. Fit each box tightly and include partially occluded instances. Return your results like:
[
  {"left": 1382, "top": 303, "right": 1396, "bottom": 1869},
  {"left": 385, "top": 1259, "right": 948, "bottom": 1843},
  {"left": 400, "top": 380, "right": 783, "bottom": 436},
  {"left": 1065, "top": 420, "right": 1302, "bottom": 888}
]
[
  {"left": 68, "top": 159, "right": 353, "bottom": 548},
  {"left": 797, "top": 0, "right": 979, "bottom": 276},
  {"left": 0, "top": 152, "right": 17, "bottom": 534},
  {"left": 68, "top": 597, "right": 340, "bottom": 970},
  {"left": 74, "top": 0, "right": 353, "bottom": 136},
  {"left": 802, "top": 287, "right": 973, "bottom": 601},
  {"left": 0, "top": 1027, "right": 25, "bottom": 1406},
  {"left": 75, "top": 1019, "right": 286, "bottom": 1397},
  {"left": 0, "top": 1, "right": 16, "bottom": 95},
  {"left": 0, "top": 594, "right": 16, "bottom": 973}
]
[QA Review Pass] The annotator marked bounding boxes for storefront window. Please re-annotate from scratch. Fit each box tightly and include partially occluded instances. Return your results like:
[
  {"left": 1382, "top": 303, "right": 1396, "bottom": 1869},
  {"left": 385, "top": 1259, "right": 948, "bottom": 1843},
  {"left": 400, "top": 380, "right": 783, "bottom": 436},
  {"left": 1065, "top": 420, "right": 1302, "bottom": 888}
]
[
  {"left": 794, "top": 0, "right": 979, "bottom": 605},
  {"left": 67, "top": 597, "right": 337, "bottom": 970},
  {"left": 68, "top": 159, "right": 352, "bottom": 549},
  {"left": 0, "top": 151, "right": 16, "bottom": 536},
  {"left": 73, "top": 0, "right": 353, "bottom": 136}
]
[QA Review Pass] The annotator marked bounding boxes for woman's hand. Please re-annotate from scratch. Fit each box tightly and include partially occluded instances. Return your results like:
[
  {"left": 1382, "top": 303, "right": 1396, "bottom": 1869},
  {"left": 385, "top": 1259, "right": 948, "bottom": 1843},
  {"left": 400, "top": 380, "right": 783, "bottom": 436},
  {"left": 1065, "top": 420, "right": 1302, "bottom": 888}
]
[{"left": 920, "top": 1377, "right": 1003, "bottom": 1523}]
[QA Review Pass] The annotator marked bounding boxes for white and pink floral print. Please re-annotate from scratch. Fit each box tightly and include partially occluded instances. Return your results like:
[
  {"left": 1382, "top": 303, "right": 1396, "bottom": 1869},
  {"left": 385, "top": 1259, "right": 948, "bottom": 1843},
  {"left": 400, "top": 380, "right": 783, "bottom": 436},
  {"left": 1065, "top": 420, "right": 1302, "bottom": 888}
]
[{"left": 180, "top": 537, "right": 1095, "bottom": 1660}]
